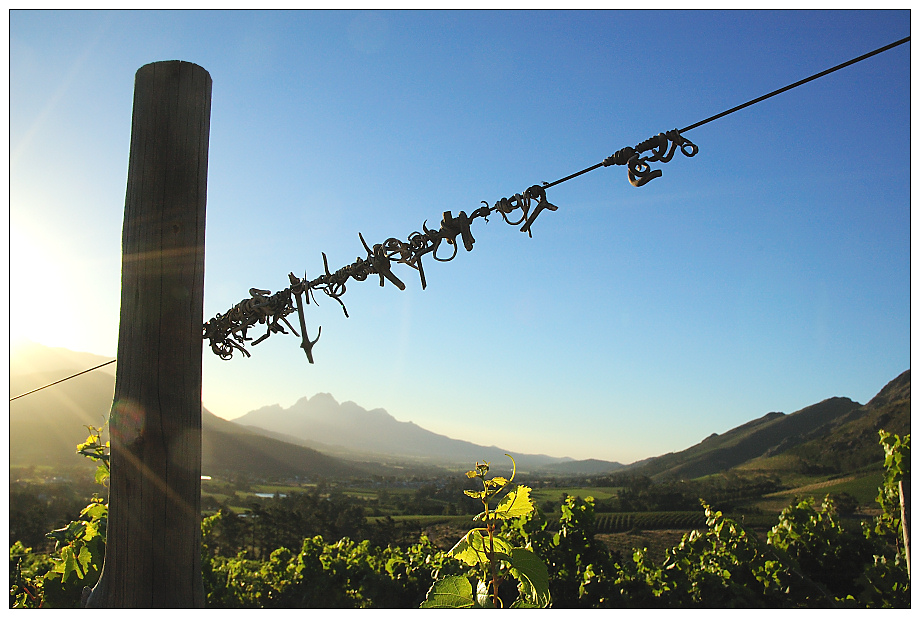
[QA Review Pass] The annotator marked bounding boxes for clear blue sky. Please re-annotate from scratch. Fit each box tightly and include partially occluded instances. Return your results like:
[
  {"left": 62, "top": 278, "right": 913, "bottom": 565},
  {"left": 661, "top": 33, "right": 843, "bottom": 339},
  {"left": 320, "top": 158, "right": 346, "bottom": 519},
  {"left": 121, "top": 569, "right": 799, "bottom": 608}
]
[{"left": 9, "top": 10, "right": 912, "bottom": 463}]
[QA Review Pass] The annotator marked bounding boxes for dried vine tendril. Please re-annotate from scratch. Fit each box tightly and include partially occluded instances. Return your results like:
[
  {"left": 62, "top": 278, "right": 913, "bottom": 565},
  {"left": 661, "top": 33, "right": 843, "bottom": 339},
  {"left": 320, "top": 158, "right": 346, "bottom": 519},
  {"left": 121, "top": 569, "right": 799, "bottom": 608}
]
[{"left": 203, "top": 129, "right": 697, "bottom": 362}]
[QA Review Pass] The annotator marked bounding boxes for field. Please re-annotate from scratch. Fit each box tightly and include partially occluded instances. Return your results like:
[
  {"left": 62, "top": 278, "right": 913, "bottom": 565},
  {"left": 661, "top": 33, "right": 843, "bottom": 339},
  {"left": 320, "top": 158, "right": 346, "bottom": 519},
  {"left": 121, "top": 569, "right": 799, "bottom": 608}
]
[
  {"left": 755, "top": 470, "right": 883, "bottom": 513},
  {"left": 531, "top": 486, "right": 621, "bottom": 505}
]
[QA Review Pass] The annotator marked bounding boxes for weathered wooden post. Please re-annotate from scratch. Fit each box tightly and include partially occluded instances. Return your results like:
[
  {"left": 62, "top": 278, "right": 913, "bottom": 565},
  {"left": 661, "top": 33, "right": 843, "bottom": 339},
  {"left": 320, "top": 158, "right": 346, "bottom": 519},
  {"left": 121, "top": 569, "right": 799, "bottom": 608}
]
[
  {"left": 900, "top": 476, "right": 910, "bottom": 577},
  {"left": 86, "top": 60, "right": 211, "bottom": 607}
]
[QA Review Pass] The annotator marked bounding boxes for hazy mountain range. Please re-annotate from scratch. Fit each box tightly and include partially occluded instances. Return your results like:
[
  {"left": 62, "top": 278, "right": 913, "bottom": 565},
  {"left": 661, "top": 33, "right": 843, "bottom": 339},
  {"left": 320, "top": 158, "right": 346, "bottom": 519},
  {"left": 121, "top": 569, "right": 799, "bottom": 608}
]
[
  {"left": 9, "top": 341, "right": 910, "bottom": 481},
  {"left": 233, "top": 393, "right": 582, "bottom": 473}
]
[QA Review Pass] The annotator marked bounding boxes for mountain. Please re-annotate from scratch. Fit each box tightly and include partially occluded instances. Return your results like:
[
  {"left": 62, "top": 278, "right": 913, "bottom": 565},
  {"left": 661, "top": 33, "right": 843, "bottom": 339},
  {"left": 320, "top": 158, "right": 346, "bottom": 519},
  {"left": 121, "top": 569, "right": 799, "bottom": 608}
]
[
  {"left": 200, "top": 409, "right": 363, "bottom": 479},
  {"left": 538, "top": 458, "right": 626, "bottom": 476},
  {"left": 740, "top": 370, "right": 911, "bottom": 475},
  {"left": 232, "top": 393, "right": 580, "bottom": 472},
  {"left": 626, "top": 370, "right": 910, "bottom": 480},
  {"left": 9, "top": 342, "right": 365, "bottom": 480},
  {"left": 10, "top": 341, "right": 908, "bottom": 482},
  {"left": 10, "top": 340, "right": 116, "bottom": 378}
]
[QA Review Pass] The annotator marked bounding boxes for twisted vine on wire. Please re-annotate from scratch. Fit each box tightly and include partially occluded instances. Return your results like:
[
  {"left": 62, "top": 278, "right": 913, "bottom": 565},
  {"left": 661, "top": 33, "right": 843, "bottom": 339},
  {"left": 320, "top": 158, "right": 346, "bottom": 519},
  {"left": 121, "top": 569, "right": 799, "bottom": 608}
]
[{"left": 203, "top": 129, "right": 697, "bottom": 362}]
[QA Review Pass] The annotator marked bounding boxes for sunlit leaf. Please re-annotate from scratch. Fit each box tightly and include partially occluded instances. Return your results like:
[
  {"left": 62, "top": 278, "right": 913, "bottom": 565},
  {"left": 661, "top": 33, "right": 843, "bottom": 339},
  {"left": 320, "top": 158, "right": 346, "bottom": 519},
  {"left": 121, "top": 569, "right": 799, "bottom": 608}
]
[
  {"left": 476, "top": 580, "right": 496, "bottom": 608},
  {"left": 448, "top": 531, "right": 513, "bottom": 566},
  {"left": 80, "top": 502, "right": 107, "bottom": 521},
  {"left": 420, "top": 575, "right": 476, "bottom": 608},
  {"left": 509, "top": 547, "right": 550, "bottom": 607},
  {"left": 492, "top": 485, "right": 534, "bottom": 520},
  {"left": 60, "top": 547, "right": 78, "bottom": 582},
  {"left": 94, "top": 464, "right": 110, "bottom": 485},
  {"left": 448, "top": 533, "right": 486, "bottom": 566},
  {"left": 484, "top": 476, "right": 509, "bottom": 490}
]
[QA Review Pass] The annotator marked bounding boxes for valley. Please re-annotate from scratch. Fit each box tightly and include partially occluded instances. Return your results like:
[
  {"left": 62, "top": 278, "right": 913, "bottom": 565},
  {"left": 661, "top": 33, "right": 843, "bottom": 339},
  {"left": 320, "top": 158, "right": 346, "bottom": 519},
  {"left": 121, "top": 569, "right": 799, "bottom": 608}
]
[{"left": 9, "top": 341, "right": 909, "bottom": 560}]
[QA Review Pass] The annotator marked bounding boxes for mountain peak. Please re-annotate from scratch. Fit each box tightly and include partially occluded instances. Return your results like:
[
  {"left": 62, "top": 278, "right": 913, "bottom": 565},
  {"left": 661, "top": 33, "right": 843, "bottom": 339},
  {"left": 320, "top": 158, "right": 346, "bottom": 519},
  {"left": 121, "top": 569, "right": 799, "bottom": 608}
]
[
  {"left": 231, "top": 393, "right": 573, "bottom": 470},
  {"left": 309, "top": 392, "right": 339, "bottom": 405},
  {"left": 865, "top": 369, "right": 910, "bottom": 410}
]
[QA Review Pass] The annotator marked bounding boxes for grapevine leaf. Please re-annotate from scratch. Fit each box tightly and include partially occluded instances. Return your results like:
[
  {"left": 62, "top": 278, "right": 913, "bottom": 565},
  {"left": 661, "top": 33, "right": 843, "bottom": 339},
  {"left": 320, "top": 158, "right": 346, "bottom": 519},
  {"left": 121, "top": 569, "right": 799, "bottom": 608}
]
[
  {"left": 476, "top": 580, "right": 496, "bottom": 608},
  {"left": 420, "top": 575, "right": 476, "bottom": 608},
  {"left": 509, "top": 547, "right": 551, "bottom": 607},
  {"left": 492, "top": 485, "right": 534, "bottom": 520},
  {"left": 46, "top": 521, "right": 84, "bottom": 549},
  {"left": 448, "top": 531, "right": 513, "bottom": 566},
  {"left": 473, "top": 532, "right": 513, "bottom": 557},
  {"left": 94, "top": 464, "right": 110, "bottom": 485},
  {"left": 448, "top": 534, "right": 486, "bottom": 566},
  {"left": 80, "top": 501, "right": 107, "bottom": 521},
  {"left": 484, "top": 476, "right": 509, "bottom": 491},
  {"left": 60, "top": 546, "right": 79, "bottom": 582},
  {"left": 75, "top": 545, "right": 93, "bottom": 577}
]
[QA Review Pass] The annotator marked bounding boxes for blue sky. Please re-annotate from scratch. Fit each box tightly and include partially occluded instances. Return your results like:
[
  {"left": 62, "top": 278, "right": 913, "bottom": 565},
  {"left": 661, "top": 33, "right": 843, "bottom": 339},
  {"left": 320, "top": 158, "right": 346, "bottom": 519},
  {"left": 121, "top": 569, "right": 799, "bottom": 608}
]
[{"left": 9, "top": 10, "right": 911, "bottom": 463}]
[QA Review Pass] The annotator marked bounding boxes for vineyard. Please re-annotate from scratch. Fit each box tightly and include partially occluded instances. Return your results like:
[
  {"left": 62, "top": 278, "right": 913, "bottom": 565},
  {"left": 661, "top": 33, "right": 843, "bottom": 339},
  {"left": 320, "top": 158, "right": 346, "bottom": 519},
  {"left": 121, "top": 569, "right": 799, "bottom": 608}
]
[
  {"left": 8, "top": 430, "right": 911, "bottom": 609},
  {"left": 594, "top": 511, "right": 707, "bottom": 533}
]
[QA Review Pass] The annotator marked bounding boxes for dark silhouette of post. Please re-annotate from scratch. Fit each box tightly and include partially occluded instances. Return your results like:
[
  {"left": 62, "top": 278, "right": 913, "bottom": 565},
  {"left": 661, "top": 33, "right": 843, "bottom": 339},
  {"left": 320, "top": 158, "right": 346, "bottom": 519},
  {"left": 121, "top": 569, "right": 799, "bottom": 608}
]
[
  {"left": 86, "top": 61, "right": 211, "bottom": 608},
  {"left": 901, "top": 477, "right": 910, "bottom": 578}
]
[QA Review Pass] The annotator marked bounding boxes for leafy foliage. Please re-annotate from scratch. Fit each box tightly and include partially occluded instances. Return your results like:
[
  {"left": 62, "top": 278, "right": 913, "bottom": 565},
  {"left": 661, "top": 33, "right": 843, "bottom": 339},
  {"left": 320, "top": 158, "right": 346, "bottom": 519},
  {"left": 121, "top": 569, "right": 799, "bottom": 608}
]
[
  {"left": 421, "top": 456, "right": 551, "bottom": 608},
  {"left": 10, "top": 426, "right": 109, "bottom": 608},
  {"left": 201, "top": 528, "right": 461, "bottom": 608},
  {"left": 9, "top": 429, "right": 911, "bottom": 609}
]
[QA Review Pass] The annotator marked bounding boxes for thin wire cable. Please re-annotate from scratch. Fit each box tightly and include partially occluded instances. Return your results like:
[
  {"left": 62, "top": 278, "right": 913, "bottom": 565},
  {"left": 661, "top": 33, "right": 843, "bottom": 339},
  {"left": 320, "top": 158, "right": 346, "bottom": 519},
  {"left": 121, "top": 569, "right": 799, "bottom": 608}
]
[
  {"left": 680, "top": 35, "right": 910, "bottom": 134},
  {"left": 544, "top": 35, "right": 909, "bottom": 190},
  {"left": 15, "top": 36, "right": 911, "bottom": 380},
  {"left": 9, "top": 359, "right": 116, "bottom": 402}
]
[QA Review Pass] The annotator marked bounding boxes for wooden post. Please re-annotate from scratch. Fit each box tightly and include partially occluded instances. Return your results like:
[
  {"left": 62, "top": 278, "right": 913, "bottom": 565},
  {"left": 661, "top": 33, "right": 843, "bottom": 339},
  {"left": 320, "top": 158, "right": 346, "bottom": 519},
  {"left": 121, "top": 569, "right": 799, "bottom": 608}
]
[
  {"left": 86, "top": 61, "right": 211, "bottom": 608},
  {"left": 900, "top": 476, "right": 910, "bottom": 578}
]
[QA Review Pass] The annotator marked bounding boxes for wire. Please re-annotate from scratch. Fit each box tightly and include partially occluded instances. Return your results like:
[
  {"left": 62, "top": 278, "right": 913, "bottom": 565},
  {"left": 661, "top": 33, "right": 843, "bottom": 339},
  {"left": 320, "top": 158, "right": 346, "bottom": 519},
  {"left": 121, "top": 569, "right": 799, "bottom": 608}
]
[
  {"left": 679, "top": 35, "right": 910, "bottom": 134},
  {"left": 544, "top": 35, "right": 910, "bottom": 190},
  {"left": 206, "top": 34, "right": 910, "bottom": 363},
  {"left": 19, "top": 37, "right": 914, "bottom": 376},
  {"left": 543, "top": 162, "right": 604, "bottom": 190},
  {"left": 9, "top": 359, "right": 116, "bottom": 402}
]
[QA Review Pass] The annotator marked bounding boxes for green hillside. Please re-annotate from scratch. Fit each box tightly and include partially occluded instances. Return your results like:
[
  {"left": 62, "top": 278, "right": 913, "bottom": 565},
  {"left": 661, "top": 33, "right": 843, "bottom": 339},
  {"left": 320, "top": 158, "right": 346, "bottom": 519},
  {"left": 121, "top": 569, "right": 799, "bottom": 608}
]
[
  {"left": 740, "top": 370, "right": 910, "bottom": 476},
  {"left": 10, "top": 370, "right": 114, "bottom": 469},
  {"left": 628, "top": 370, "right": 909, "bottom": 481},
  {"left": 202, "top": 421, "right": 363, "bottom": 480}
]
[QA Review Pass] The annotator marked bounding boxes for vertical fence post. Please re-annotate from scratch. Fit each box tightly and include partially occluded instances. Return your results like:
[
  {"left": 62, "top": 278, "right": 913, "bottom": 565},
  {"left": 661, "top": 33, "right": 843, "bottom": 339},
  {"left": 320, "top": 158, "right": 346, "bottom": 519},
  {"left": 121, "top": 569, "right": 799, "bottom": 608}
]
[
  {"left": 86, "top": 60, "right": 211, "bottom": 608},
  {"left": 900, "top": 477, "right": 910, "bottom": 578}
]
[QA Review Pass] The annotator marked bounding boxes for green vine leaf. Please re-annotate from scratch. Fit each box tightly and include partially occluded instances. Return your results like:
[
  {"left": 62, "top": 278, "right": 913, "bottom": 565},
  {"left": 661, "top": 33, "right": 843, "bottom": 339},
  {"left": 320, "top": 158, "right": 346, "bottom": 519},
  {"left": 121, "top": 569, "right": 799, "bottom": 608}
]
[
  {"left": 80, "top": 501, "right": 107, "bottom": 522},
  {"left": 509, "top": 547, "right": 551, "bottom": 607},
  {"left": 491, "top": 485, "right": 534, "bottom": 520},
  {"left": 448, "top": 531, "right": 513, "bottom": 566},
  {"left": 420, "top": 575, "right": 476, "bottom": 608},
  {"left": 476, "top": 580, "right": 496, "bottom": 608}
]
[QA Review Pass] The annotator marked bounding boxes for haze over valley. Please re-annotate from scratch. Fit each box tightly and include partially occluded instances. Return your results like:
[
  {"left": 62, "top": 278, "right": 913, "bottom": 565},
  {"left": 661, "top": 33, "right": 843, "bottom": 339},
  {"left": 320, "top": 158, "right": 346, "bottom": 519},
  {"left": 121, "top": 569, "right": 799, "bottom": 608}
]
[{"left": 9, "top": 341, "right": 909, "bottom": 482}]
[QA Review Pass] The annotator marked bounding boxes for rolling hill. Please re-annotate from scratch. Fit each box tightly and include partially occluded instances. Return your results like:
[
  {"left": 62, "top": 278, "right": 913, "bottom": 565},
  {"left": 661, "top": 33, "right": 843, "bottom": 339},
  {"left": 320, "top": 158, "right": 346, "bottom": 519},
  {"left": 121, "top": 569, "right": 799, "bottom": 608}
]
[
  {"left": 200, "top": 409, "right": 364, "bottom": 479},
  {"left": 9, "top": 341, "right": 908, "bottom": 482},
  {"left": 740, "top": 370, "right": 911, "bottom": 475},
  {"left": 9, "top": 342, "right": 366, "bottom": 480},
  {"left": 626, "top": 370, "right": 910, "bottom": 480}
]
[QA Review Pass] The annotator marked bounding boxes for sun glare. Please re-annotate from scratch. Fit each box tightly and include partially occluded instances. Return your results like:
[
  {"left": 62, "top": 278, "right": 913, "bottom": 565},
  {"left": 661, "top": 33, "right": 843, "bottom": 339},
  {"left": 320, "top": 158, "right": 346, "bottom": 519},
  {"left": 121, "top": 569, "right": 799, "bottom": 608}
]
[{"left": 9, "top": 224, "right": 81, "bottom": 350}]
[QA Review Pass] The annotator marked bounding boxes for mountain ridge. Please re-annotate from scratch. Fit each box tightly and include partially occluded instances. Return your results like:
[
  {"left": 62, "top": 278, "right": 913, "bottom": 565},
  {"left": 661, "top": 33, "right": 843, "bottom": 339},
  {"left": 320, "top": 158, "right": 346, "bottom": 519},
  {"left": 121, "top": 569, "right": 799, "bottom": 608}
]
[
  {"left": 627, "top": 370, "right": 910, "bottom": 480},
  {"left": 233, "top": 392, "right": 582, "bottom": 472},
  {"left": 9, "top": 341, "right": 908, "bottom": 481}
]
